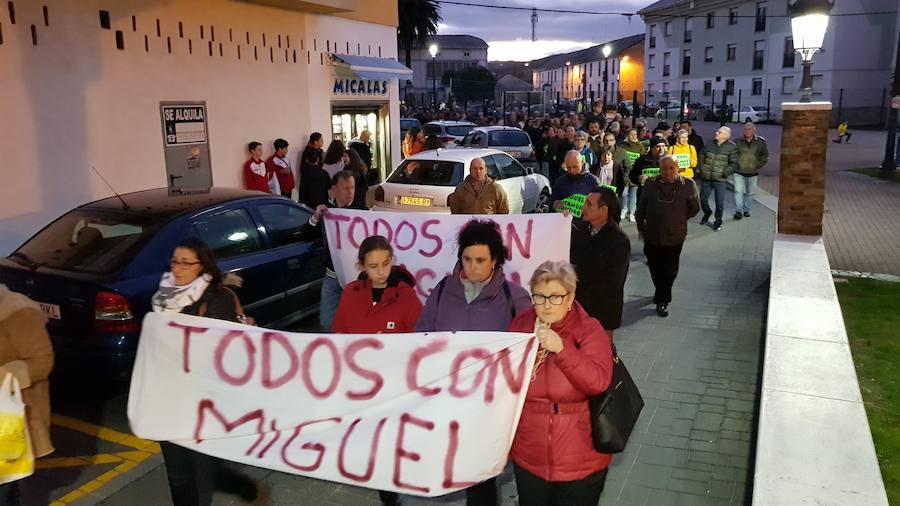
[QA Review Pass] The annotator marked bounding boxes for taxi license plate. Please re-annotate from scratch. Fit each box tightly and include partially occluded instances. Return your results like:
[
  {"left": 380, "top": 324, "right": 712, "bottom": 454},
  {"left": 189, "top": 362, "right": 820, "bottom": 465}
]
[
  {"left": 37, "top": 302, "right": 61, "bottom": 320},
  {"left": 399, "top": 196, "right": 432, "bottom": 207}
]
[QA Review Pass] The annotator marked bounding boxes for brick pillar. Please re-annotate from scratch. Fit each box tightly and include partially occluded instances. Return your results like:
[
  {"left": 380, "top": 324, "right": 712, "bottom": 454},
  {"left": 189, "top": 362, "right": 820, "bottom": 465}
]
[{"left": 778, "top": 102, "right": 832, "bottom": 235}]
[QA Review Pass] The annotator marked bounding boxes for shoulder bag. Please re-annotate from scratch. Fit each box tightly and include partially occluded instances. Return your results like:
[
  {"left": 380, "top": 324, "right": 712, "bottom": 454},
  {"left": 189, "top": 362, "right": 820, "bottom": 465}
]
[{"left": 589, "top": 345, "right": 644, "bottom": 453}]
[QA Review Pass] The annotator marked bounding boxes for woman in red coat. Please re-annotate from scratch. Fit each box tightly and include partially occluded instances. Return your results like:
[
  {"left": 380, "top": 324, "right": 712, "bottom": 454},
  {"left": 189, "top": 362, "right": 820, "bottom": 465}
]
[
  {"left": 332, "top": 235, "right": 423, "bottom": 334},
  {"left": 508, "top": 260, "right": 614, "bottom": 506},
  {"left": 331, "top": 235, "right": 422, "bottom": 506}
]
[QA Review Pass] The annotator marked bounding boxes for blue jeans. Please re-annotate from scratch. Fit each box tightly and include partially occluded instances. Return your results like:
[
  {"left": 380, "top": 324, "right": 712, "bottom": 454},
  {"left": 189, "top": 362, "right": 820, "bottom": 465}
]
[
  {"left": 699, "top": 180, "right": 726, "bottom": 225},
  {"left": 619, "top": 185, "right": 638, "bottom": 215},
  {"left": 733, "top": 174, "right": 758, "bottom": 214},
  {"left": 319, "top": 274, "right": 342, "bottom": 332}
]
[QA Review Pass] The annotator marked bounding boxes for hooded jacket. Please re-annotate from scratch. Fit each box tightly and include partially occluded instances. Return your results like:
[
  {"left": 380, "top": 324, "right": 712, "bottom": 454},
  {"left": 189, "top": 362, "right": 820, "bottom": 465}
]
[
  {"left": 332, "top": 266, "right": 423, "bottom": 334},
  {"left": 415, "top": 265, "right": 531, "bottom": 332},
  {"left": 508, "top": 303, "right": 614, "bottom": 482}
]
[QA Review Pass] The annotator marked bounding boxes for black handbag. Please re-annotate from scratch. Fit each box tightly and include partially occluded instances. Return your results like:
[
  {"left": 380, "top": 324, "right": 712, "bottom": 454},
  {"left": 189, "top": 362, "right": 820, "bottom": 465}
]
[{"left": 589, "top": 346, "right": 644, "bottom": 453}]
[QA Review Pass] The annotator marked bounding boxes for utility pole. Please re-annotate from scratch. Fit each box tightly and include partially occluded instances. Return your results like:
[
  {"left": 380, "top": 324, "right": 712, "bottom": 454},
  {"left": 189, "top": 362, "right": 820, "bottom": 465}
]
[
  {"left": 881, "top": 28, "right": 900, "bottom": 178},
  {"left": 531, "top": 8, "right": 538, "bottom": 42}
]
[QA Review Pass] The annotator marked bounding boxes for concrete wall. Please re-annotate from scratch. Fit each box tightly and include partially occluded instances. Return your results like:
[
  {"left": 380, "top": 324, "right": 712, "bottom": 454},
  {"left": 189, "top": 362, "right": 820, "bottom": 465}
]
[{"left": 0, "top": 0, "right": 400, "bottom": 256}]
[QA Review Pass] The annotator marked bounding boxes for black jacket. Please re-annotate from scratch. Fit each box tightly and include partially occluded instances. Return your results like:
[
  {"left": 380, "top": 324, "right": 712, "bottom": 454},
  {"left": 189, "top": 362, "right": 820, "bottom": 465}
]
[
  {"left": 348, "top": 141, "right": 373, "bottom": 169},
  {"left": 181, "top": 283, "right": 240, "bottom": 322},
  {"left": 636, "top": 176, "right": 700, "bottom": 246},
  {"left": 570, "top": 220, "right": 631, "bottom": 330},
  {"left": 297, "top": 200, "right": 367, "bottom": 272}
]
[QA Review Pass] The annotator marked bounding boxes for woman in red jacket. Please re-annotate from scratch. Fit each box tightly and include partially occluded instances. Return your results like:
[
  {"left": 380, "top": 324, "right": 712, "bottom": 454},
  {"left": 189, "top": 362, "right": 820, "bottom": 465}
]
[
  {"left": 508, "top": 260, "right": 614, "bottom": 506},
  {"left": 332, "top": 235, "right": 422, "bottom": 334},
  {"left": 332, "top": 235, "right": 422, "bottom": 506}
]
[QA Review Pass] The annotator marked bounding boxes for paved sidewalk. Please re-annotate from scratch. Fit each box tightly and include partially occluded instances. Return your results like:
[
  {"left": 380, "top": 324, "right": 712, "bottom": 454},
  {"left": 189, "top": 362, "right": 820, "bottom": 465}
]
[{"left": 95, "top": 200, "right": 774, "bottom": 506}]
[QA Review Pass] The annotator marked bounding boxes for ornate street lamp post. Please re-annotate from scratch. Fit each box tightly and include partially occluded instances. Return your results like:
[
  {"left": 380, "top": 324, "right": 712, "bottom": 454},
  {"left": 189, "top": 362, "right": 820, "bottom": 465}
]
[
  {"left": 789, "top": 0, "right": 833, "bottom": 103},
  {"left": 602, "top": 45, "right": 612, "bottom": 113}
]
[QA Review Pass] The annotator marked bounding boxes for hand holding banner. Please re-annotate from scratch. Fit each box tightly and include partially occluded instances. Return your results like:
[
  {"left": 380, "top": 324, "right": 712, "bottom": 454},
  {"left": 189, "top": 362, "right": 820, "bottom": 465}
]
[{"left": 128, "top": 313, "right": 538, "bottom": 497}]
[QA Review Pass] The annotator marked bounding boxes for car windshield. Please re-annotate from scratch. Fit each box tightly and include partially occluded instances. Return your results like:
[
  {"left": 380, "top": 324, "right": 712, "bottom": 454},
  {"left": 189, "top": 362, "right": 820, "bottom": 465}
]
[
  {"left": 386, "top": 159, "right": 464, "bottom": 186},
  {"left": 488, "top": 131, "right": 530, "bottom": 146},
  {"left": 11, "top": 209, "right": 163, "bottom": 274},
  {"left": 446, "top": 125, "right": 475, "bottom": 136}
]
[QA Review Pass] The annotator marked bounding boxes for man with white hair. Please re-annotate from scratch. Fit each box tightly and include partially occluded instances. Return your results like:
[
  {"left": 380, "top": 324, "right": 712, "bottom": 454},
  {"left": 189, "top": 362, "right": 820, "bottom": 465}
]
[
  {"left": 448, "top": 157, "right": 509, "bottom": 214},
  {"left": 734, "top": 122, "right": 769, "bottom": 219},
  {"left": 697, "top": 126, "right": 738, "bottom": 231}
]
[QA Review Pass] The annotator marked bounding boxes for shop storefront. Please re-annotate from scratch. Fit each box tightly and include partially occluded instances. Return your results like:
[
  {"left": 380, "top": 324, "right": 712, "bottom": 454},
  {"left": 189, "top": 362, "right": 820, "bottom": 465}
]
[{"left": 329, "top": 55, "right": 412, "bottom": 183}]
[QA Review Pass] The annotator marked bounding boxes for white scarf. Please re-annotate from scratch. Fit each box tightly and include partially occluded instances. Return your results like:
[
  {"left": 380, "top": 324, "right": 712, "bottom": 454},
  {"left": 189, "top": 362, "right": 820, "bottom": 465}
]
[
  {"left": 597, "top": 161, "right": 615, "bottom": 185},
  {"left": 151, "top": 273, "right": 212, "bottom": 313}
]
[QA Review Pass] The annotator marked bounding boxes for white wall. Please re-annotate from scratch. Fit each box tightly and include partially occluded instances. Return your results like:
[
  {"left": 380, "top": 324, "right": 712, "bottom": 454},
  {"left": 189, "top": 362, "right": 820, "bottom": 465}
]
[{"left": 0, "top": 0, "right": 400, "bottom": 255}]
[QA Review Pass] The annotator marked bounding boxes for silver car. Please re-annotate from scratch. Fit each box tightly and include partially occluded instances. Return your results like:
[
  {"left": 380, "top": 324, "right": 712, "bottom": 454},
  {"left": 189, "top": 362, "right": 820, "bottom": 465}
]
[
  {"left": 458, "top": 126, "right": 538, "bottom": 170},
  {"left": 422, "top": 121, "right": 477, "bottom": 148},
  {"left": 372, "top": 148, "right": 551, "bottom": 214}
]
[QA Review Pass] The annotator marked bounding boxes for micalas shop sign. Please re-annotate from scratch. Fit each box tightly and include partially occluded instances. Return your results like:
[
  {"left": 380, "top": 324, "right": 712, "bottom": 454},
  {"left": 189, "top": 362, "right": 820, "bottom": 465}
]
[{"left": 333, "top": 78, "right": 389, "bottom": 97}]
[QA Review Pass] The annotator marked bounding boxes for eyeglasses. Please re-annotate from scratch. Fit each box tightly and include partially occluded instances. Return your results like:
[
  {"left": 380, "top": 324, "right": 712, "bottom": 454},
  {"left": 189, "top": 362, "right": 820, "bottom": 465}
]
[
  {"left": 171, "top": 258, "right": 201, "bottom": 268},
  {"left": 532, "top": 293, "right": 569, "bottom": 306}
]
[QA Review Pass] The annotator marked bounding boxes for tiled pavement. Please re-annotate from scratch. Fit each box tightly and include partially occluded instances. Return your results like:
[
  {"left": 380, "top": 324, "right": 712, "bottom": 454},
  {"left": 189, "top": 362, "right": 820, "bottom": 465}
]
[{"left": 98, "top": 198, "right": 774, "bottom": 506}]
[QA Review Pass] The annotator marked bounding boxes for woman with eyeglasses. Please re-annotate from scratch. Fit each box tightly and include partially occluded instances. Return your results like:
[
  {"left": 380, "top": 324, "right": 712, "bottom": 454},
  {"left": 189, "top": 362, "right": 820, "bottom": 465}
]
[
  {"left": 150, "top": 237, "right": 261, "bottom": 506},
  {"left": 507, "top": 260, "right": 614, "bottom": 506},
  {"left": 416, "top": 218, "right": 532, "bottom": 506}
]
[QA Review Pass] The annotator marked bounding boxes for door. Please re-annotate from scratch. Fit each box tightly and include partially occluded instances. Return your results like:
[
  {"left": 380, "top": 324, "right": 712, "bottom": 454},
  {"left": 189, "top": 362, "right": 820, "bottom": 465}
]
[
  {"left": 161, "top": 102, "right": 213, "bottom": 193},
  {"left": 332, "top": 106, "right": 386, "bottom": 181},
  {"left": 491, "top": 154, "right": 526, "bottom": 213},
  {"left": 252, "top": 201, "right": 326, "bottom": 326},
  {"left": 190, "top": 207, "right": 285, "bottom": 325}
]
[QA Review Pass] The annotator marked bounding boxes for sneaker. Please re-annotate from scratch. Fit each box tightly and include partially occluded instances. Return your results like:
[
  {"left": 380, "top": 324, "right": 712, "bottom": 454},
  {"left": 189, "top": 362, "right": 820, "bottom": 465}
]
[
  {"left": 713, "top": 222, "right": 723, "bottom": 231},
  {"left": 620, "top": 210, "right": 628, "bottom": 221},
  {"left": 733, "top": 212, "right": 743, "bottom": 220},
  {"left": 627, "top": 213, "right": 636, "bottom": 222},
  {"left": 743, "top": 211, "right": 751, "bottom": 218},
  {"left": 700, "top": 211, "right": 712, "bottom": 225},
  {"left": 656, "top": 304, "right": 669, "bottom": 317}
]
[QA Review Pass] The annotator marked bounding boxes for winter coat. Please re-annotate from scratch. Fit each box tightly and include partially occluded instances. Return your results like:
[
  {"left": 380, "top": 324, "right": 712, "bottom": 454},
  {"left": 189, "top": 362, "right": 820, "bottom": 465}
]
[
  {"left": 578, "top": 146, "right": 598, "bottom": 173},
  {"left": 688, "top": 132, "right": 705, "bottom": 153},
  {"left": 348, "top": 141, "right": 373, "bottom": 169},
  {"left": 735, "top": 135, "right": 769, "bottom": 176},
  {"left": 621, "top": 141, "right": 647, "bottom": 187},
  {"left": 698, "top": 140, "right": 738, "bottom": 182},
  {"left": 332, "top": 267, "right": 423, "bottom": 334},
  {"left": 415, "top": 265, "right": 532, "bottom": 332},
  {"left": 0, "top": 286, "right": 54, "bottom": 458},
  {"left": 551, "top": 172, "right": 600, "bottom": 205},
  {"left": 449, "top": 176, "right": 510, "bottom": 215},
  {"left": 669, "top": 143, "right": 698, "bottom": 179},
  {"left": 508, "top": 303, "right": 614, "bottom": 482},
  {"left": 570, "top": 220, "right": 631, "bottom": 330},
  {"left": 636, "top": 176, "right": 701, "bottom": 246}
]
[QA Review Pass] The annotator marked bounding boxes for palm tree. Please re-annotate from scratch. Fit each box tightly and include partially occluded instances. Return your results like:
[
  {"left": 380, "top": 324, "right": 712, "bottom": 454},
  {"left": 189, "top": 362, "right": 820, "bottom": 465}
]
[{"left": 397, "top": 0, "right": 442, "bottom": 69}]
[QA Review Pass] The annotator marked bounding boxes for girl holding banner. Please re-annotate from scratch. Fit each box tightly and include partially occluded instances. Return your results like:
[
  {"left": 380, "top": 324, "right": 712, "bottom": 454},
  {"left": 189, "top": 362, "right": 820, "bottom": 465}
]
[
  {"left": 415, "top": 219, "right": 532, "bottom": 505},
  {"left": 507, "top": 261, "right": 614, "bottom": 506},
  {"left": 669, "top": 130, "right": 698, "bottom": 179},
  {"left": 149, "top": 238, "right": 261, "bottom": 506},
  {"left": 332, "top": 235, "right": 423, "bottom": 506}
]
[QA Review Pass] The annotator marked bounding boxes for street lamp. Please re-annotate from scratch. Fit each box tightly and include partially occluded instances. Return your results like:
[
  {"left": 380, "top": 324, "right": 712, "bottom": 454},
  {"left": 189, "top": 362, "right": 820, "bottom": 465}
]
[
  {"left": 602, "top": 44, "right": 612, "bottom": 114},
  {"left": 789, "top": 0, "right": 833, "bottom": 102},
  {"left": 429, "top": 43, "right": 439, "bottom": 110}
]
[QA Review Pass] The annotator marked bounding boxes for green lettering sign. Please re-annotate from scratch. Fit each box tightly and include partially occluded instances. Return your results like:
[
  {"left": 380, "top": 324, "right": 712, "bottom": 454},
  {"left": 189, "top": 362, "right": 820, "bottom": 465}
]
[
  {"left": 600, "top": 184, "right": 617, "bottom": 192},
  {"left": 675, "top": 153, "right": 691, "bottom": 169},
  {"left": 642, "top": 167, "right": 660, "bottom": 178},
  {"left": 561, "top": 194, "right": 587, "bottom": 218},
  {"left": 626, "top": 151, "right": 641, "bottom": 164}
]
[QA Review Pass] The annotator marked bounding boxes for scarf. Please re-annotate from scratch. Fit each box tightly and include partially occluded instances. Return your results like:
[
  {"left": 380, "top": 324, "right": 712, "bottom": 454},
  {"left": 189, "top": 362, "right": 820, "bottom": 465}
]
[
  {"left": 596, "top": 161, "right": 614, "bottom": 185},
  {"left": 151, "top": 273, "right": 212, "bottom": 313},
  {"left": 460, "top": 270, "right": 493, "bottom": 304}
]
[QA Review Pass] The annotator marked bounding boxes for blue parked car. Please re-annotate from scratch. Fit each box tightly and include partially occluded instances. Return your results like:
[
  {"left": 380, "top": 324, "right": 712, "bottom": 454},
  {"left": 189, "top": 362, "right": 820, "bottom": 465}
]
[{"left": 0, "top": 188, "right": 326, "bottom": 373}]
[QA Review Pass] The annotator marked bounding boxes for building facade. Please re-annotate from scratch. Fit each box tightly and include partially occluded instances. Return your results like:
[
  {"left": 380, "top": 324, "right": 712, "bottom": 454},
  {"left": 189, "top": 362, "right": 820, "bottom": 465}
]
[
  {"left": 531, "top": 34, "right": 646, "bottom": 107},
  {"left": 638, "top": 0, "right": 898, "bottom": 123},
  {"left": 0, "top": 0, "right": 407, "bottom": 255},
  {"left": 404, "top": 34, "right": 489, "bottom": 108}
]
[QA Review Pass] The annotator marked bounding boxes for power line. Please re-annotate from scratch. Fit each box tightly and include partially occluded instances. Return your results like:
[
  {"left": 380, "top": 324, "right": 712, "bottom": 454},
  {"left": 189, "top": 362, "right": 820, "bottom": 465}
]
[{"left": 435, "top": 0, "right": 896, "bottom": 19}]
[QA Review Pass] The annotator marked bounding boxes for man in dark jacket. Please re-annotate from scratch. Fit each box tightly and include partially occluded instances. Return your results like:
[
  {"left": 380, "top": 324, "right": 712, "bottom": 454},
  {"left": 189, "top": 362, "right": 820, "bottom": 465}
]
[
  {"left": 636, "top": 156, "right": 700, "bottom": 317},
  {"left": 300, "top": 170, "right": 367, "bottom": 332},
  {"left": 697, "top": 126, "right": 738, "bottom": 231},
  {"left": 552, "top": 150, "right": 600, "bottom": 211},
  {"left": 683, "top": 121, "right": 705, "bottom": 152},
  {"left": 629, "top": 136, "right": 668, "bottom": 204},
  {"left": 347, "top": 130, "right": 373, "bottom": 169},
  {"left": 733, "top": 122, "right": 768, "bottom": 219},
  {"left": 298, "top": 132, "right": 330, "bottom": 208},
  {"left": 571, "top": 187, "right": 631, "bottom": 340}
]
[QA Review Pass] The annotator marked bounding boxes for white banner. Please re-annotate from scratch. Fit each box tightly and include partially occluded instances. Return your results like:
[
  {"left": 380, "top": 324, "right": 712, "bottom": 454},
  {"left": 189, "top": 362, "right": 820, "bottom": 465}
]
[
  {"left": 128, "top": 313, "right": 538, "bottom": 497},
  {"left": 323, "top": 210, "right": 573, "bottom": 299}
]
